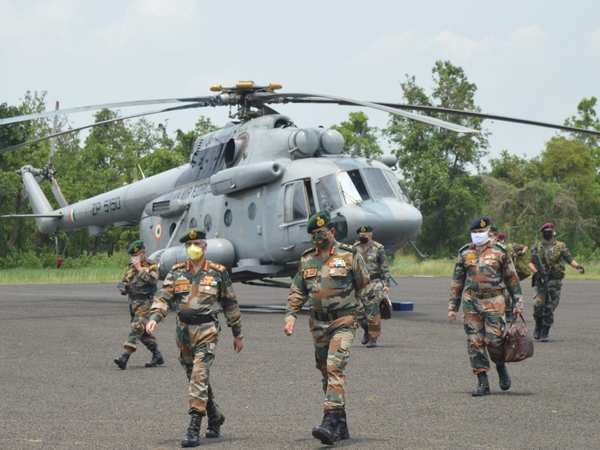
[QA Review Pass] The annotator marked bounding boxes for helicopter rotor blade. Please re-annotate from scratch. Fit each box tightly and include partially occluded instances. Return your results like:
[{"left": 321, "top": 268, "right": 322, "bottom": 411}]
[
  {"left": 0, "top": 101, "right": 212, "bottom": 154},
  {"left": 271, "top": 97, "right": 600, "bottom": 137},
  {"left": 0, "top": 96, "right": 214, "bottom": 126},
  {"left": 254, "top": 92, "right": 479, "bottom": 134}
]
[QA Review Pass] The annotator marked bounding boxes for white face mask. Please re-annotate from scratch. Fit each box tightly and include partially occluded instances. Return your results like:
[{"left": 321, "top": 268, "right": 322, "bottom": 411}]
[{"left": 471, "top": 231, "right": 490, "bottom": 246}]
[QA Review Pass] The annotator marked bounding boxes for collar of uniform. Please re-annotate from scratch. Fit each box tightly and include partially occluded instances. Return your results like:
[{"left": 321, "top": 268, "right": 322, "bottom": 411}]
[
  {"left": 315, "top": 241, "right": 338, "bottom": 257},
  {"left": 185, "top": 259, "right": 209, "bottom": 272}
]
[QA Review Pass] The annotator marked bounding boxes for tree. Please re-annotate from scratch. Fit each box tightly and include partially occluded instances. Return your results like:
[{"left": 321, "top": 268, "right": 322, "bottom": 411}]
[
  {"left": 385, "top": 61, "right": 489, "bottom": 255},
  {"left": 332, "top": 112, "right": 382, "bottom": 158}
]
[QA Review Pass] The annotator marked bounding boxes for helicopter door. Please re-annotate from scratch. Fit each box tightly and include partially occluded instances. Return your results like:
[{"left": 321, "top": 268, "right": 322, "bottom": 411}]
[{"left": 282, "top": 179, "right": 315, "bottom": 256}]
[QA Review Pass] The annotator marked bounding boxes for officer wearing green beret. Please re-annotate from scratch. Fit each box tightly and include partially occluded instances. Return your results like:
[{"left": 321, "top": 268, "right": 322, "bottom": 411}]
[
  {"left": 146, "top": 229, "right": 243, "bottom": 448},
  {"left": 352, "top": 225, "right": 391, "bottom": 347},
  {"left": 284, "top": 211, "right": 370, "bottom": 445},
  {"left": 448, "top": 217, "right": 524, "bottom": 396},
  {"left": 113, "top": 240, "right": 163, "bottom": 370}
]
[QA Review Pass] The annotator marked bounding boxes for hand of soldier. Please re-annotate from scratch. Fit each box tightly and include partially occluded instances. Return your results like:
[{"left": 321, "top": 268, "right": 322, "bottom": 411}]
[
  {"left": 383, "top": 285, "right": 390, "bottom": 294},
  {"left": 577, "top": 265, "right": 585, "bottom": 274},
  {"left": 146, "top": 320, "right": 158, "bottom": 335},
  {"left": 233, "top": 336, "right": 244, "bottom": 353},
  {"left": 512, "top": 298, "right": 524, "bottom": 315},
  {"left": 448, "top": 311, "right": 457, "bottom": 321},
  {"left": 283, "top": 318, "right": 295, "bottom": 336}
]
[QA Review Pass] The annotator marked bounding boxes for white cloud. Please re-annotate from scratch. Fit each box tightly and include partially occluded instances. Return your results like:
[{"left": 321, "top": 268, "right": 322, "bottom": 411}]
[
  {"left": 510, "top": 24, "right": 546, "bottom": 46},
  {"left": 434, "top": 31, "right": 491, "bottom": 60}
]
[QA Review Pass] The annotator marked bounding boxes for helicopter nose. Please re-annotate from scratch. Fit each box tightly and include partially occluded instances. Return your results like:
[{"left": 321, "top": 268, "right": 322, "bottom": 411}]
[{"left": 334, "top": 198, "right": 422, "bottom": 250}]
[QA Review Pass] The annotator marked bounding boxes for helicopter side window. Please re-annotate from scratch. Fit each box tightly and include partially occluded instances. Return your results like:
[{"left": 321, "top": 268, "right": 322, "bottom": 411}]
[
  {"left": 362, "top": 168, "right": 395, "bottom": 199},
  {"left": 315, "top": 174, "right": 343, "bottom": 212},
  {"left": 383, "top": 170, "right": 408, "bottom": 202},
  {"left": 284, "top": 181, "right": 309, "bottom": 222}
]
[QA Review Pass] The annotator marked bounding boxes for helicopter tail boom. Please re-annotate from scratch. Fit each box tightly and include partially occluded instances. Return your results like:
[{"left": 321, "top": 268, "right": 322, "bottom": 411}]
[{"left": 19, "top": 166, "right": 62, "bottom": 233}]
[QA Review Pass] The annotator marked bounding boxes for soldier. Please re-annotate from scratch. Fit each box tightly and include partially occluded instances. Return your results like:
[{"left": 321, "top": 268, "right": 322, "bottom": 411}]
[
  {"left": 145, "top": 229, "right": 243, "bottom": 448},
  {"left": 284, "top": 211, "right": 370, "bottom": 445},
  {"left": 352, "top": 225, "right": 391, "bottom": 348},
  {"left": 528, "top": 222, "right": 584, "bottom": 341},
  {"left": 495, "top": 231, "right": 531, "bottom": 321},
  {"left": 448, "top": 217, "right": 524, "bottom": 397},
  {"left": 113, "top": 240, "right": 163, "bottom": 370}
]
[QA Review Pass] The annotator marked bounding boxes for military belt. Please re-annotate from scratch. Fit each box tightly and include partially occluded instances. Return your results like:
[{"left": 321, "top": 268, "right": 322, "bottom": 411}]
[
  {"left": 178, "top": 310, "right": 217, "bottom": 325},
  {"left": 466, "top": 288, "right": 504, "bottom": 299},
  {"left": 311, "top": 309, "right": 355, "bottom": 322}
]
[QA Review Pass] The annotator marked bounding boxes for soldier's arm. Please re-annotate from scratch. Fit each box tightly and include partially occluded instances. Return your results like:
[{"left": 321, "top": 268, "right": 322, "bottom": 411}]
[
  {"left": 286, "top": 272, "right": 309, "bottom": 321},
  {"left": 119, "top": 267, "right": 133, "bottom": 294},
  {"left": 448, "top": 255, "right": 466, "bottom": 312},
  {"left": 148, "top": 272, "right": 176, "bottom": 323},
  {"left": 218, "top": 271, "right": 243, "bottom": 338},
  {"left": 378, "top": 247, "right": 392, "bottom": 287},
  {"left": 559, "top": 244, "right": 582, "bottom": 271},
  {"left": 352, "top": 252, "right": 371, "bottom": 305},
  {"left": 137, "top": 263, "right": 159, "bottom": 282},
  {"left": 502, "top": 252, "right": 523, "bottom": 303}
]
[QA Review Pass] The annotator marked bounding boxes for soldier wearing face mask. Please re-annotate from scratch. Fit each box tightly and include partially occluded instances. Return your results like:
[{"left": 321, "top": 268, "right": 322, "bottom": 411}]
[
  {"left": 145, "top": 229, "right": 243, "bottom": 448},
  {"left": 113, "top": 240, "right": 163, "bottom": 370},
  {"left": 528, "top": 223, "right": 584, "bottom": 341},
  {"left": 448, "top": 217, "right": 524, "bottom": 397},
  {"left": 352, "top": 225, "right": 391, "bottom": 347},
  {"left": 284, "top": 211, "right": 370, "bottom": 445}
]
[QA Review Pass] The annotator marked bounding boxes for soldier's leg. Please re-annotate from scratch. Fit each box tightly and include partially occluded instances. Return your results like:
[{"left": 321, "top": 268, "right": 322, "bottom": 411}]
[
  {"left": 533, "top": 287, "right": 545, "bottom": 340},
  {"left": 463, "top": 300, "right": 488, "bottom": 374},
  {"left": 365, "top": 281, "right": 384, "bottom": 345},
  {"left": 542, "top": 280, "right": 562, "bottom": 340},
  {"left": 177, "top": 325, "right": 194, "bottom": 381},
  {"left": 323, "top": 325, "right": 356, "bottom": 411},
  {"left": 483, "top": 296, "right": 511, "bottom": 391},
  {"left": 114, "top": 313, "right": 141, "bottom": 369},
  {"left": 188, "top": 343, "right": 215, "bottom": 415},
  {"left": 311, "top": 319, "right": 330, "bottom": 394},
  {"left": 206, "top": 384, "right": 225, "bottom": 438}
]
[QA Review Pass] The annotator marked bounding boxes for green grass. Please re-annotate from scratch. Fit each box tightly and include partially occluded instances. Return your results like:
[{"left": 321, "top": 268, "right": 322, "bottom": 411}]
[
  {"left": 390, "top": 255, "right": 600, "bottom": 280},
  {"left": 1, "top": 255, "right": 600, "bottom": 284}
]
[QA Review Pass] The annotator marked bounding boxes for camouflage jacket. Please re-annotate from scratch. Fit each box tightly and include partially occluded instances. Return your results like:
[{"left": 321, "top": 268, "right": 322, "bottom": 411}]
[
  {"left": 448, "top": 241, "right": 523, "bottom": 312},
  {"left": 120, "top": 259, "right": 158, "bottom": 303},
  {"left": 352, "top": 240, "right": 391, "bottom": 286},
  {"left": 505, "top": 242, "right": 531, "bottom": 280},
  {"left": 530, "top": 240, "right": 574, "bottom": 279},
  {"left": 149, "top": 259, "right": 242, "bottom": 337},
  {"left": 286, "top": 241, "right": 370, "bottom": 319}
]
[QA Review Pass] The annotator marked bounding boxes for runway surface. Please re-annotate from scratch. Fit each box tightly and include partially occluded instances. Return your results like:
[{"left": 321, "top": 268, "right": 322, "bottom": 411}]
[{"left": 0, "top": 278, "right": 599, "bottom": 449}]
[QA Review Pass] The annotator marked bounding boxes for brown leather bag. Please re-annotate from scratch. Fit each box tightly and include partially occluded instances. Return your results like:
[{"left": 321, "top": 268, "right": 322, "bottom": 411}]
[{"left": 489, "top": 315, "right": 534, "bottom": 363}]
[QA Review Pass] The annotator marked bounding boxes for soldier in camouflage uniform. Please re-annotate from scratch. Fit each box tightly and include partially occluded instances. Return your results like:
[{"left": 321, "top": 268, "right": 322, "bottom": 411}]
[
  {"left": 145, "top": 229, "right": 243, "bottom": 448},
  {"left": 528, "top": 222, "right": 584, "bottom": 341},
  {"left": 448, "top": 217, "right": 524, "bottom": 397},
  {"left": 352, "top": 225, "right": 391, "bottom": 348},
  {"left": 284, "top": 211, "right": 369, "bottom": 445},
  {"left": 113, "top": 240, "right": 163, "bottom": 370},
  {"left": 495, "top": 232, "right": 531, "bottom": 322}
]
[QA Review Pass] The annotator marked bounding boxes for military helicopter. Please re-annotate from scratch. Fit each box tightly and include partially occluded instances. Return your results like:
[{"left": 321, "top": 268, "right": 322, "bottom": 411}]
[{"left": 2, "top": 81, "right": 600, "bottom": 283}]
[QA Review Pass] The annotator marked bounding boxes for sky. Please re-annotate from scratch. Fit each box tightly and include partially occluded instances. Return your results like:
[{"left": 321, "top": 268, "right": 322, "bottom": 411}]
[{"left": 1, "top": 0, "right": 599, "bottom": 163}]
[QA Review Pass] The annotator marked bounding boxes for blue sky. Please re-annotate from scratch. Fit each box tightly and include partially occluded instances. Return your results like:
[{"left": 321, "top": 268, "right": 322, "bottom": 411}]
[{"left": 1, "top": 0, "right": 599, "bottom": 163}]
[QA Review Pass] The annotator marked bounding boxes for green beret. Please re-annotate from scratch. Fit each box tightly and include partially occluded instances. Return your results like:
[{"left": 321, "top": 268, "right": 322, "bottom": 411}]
[
  {"left": 179, "top": 228, "right": 206, "bottom": 243},
  {"left": 356, "top": 225, "right": 373, "bottom": 234},
  {"left": 127, "top": 240, "right": 145, "bottom": 255},
  {"left": 307, "top": 211, "right": 332, "bottom": 233}
]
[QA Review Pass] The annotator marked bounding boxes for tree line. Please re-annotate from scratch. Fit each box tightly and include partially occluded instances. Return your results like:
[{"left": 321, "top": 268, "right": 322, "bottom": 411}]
[{"left": 1, "top": 60, "right": 599, "bottom": 268}]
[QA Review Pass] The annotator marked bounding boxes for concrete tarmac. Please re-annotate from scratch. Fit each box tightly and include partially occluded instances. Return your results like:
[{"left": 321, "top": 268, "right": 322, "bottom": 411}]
[{"left": 0, "top": 278, "right": 599, "bottom": 449}]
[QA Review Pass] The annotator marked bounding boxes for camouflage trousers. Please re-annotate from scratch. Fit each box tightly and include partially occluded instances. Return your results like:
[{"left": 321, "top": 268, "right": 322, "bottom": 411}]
[
  {"left": 123, "top": 303, "right": 157, "bottom": 352},
  {"left": 533, "top": 278, "right": 562, "bottom": 327},
  {"left": 310, "top": 315, "right": 357, "bottom": 411},
  {"left": 462, "top": 291, "right": 507, "bottom": 374},
  {"left": 176, "top": 319, "right": 219, "bottom": 414},
  {"left": 361, "top": 279, "right": 385, "bottom": 340}
]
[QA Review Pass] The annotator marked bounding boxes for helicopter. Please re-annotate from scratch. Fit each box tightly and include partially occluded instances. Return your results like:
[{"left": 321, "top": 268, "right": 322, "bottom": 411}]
[{"left": 2, "top": 81, "right": 600, "bottom": 283}]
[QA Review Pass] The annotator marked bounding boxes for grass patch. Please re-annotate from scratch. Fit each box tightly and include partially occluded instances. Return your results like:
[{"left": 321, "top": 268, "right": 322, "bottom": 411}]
[
  {"left": 390, "top": 255, "right": 600, "bottom": 280},
  {"left": 0, "top": 267, "right": 124, "bottom": 285}
]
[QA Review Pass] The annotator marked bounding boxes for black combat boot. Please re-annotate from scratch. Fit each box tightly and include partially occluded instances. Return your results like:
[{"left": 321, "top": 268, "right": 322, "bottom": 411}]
[
  {"left": 206, "top": 399, "right": 225, "bottom": 438},
  {"left": 145, "top": 348, "right": 165, "bottom": 368},
  {"left": 496, "top": 363, "right": 511, "bottom": 391},
  {"left": 360, "top": 320, "right": 369, "bottom": 345},
  {"left": 113, "top": 352, "right": 131, "bottom": 370},
  {"left": 336, "top": 408, "right": 350, "bottom": 440},
  {"left": 472, "top": 372, "right": 490, "bottom": 397},
  {"left": 312, "top": 409, "right": 340, "bottom": 445},
  {"left": 540, "top": 325, "right": 550, "bottom": 342},
  {"left": 181, "top": 411, "right": 203, "bottom": 448}
]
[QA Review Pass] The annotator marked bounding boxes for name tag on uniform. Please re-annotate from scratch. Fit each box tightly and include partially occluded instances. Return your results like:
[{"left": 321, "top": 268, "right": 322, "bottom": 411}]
[
  {"left": 174, "top": 278, "right": 191, "bottom": 293},
  {"left": 303, "top": 268, "right": 318, "bottom": 278},
  {"left": 328, "top": 267, "right": 348, "bottom": 277}
]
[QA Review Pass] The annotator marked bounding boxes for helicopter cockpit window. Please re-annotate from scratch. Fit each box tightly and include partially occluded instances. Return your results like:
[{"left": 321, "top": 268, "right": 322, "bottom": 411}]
[
  {"left": 383, "top": 170, "right": 408, "bottom": 202},
  {"left": 361, "top": 168, "right": 395, "bottom": 199},
  {"left": 284, "top": 181, "right": 309, "bottom": 222},
  {"left": 337, "top": 171, "right": 365, "bottom": 205},
  {"left": 315, "top": 174, "right": 343, "bottom": 212}
]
